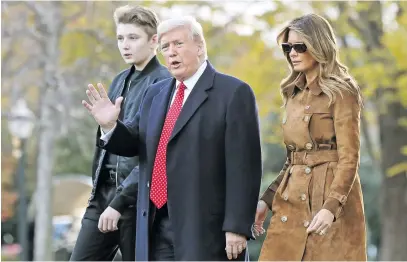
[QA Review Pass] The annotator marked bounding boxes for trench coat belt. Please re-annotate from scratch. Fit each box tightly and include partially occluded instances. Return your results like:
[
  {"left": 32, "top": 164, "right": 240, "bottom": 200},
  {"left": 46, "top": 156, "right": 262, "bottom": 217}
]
[{"left": 289, "top": 150, "right": 339, "bottom": 216}]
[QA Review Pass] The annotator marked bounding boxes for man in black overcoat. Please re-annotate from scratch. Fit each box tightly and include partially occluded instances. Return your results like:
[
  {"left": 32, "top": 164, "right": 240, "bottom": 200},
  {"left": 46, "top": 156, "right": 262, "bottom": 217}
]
[{"left": 82, "top": 16, "right": 262, "bottom": 261}]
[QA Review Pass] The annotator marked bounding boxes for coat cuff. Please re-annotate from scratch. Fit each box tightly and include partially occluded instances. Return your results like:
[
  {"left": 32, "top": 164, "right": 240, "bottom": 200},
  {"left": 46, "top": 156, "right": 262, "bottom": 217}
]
[
  {"left": 260, "top": 189, "right": 275, "bottom": 210},
  {"left": 109, "top": 194, "right": 126, "bottom": 215},
  {"left": 322, "top": 197, "right": 342, "bottom": 220},
  {"left": 222, "top": 221, "right": 255, "bottom": 240}
]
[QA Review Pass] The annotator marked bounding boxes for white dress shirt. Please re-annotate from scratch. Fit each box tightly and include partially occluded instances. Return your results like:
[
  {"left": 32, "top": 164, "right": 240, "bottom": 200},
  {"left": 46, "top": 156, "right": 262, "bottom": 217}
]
[
  {"left": 100, "top": 61, "right": 208, "bottom": 141},
  {"left": 171, "top": 60, "right": 207, "bottom": 106}
]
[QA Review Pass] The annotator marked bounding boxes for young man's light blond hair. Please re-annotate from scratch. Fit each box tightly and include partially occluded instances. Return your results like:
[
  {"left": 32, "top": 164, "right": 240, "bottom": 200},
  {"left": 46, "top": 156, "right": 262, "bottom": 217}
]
[{"left": 114, "top": 5, "right": 160, "bottom": 39}]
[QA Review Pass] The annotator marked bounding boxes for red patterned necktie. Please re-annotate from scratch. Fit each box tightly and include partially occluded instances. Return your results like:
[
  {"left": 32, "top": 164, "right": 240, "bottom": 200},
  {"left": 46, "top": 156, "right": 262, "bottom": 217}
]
[{"left": 150, "top": 82, "right": 186, "bottom": 208}]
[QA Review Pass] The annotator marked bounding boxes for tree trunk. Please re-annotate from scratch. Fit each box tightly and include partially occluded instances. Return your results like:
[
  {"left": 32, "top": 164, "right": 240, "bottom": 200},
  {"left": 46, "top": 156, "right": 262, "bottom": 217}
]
[
  {"left": 342, "top": 1, "right": 407, "bottom": 259},
  {"left": 32, "top": 2, "right": 62, "bottom": 261},
  {"left": 377, "top": 88, "right": 407, "bottom": 260}
]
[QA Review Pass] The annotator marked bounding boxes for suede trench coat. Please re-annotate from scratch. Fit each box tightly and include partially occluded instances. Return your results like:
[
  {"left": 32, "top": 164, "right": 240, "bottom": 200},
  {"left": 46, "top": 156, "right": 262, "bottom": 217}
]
[{"left": 259, "top": 73, "right": 367, "bottom": 261}]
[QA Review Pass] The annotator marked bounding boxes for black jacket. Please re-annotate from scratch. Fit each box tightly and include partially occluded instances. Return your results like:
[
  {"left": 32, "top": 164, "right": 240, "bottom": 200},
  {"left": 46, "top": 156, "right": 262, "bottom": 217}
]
[{"left": 88, "top": 56, "right": 171, "bottom": 214}]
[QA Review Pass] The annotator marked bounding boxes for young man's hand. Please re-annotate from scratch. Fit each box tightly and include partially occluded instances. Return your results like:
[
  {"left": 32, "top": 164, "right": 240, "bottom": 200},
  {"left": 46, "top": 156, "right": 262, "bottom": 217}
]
[
  {"left": 82, "top": 83, "right": 122, "bottom": 132},
  {"left": 98, "top": 206, "right": 121, "bottom": 233}
]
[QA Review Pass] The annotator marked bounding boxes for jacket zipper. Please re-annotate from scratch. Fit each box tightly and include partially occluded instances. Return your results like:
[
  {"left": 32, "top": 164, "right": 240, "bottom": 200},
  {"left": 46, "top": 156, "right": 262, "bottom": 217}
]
[
  {"left": 88, "top": 150, "right": 106, "bottom": 203},
  {"left": 115, "top": 157, "right": 119, "bottom": 188},
  {"left": 115, "top": 80, "right": 131, "bottom": 188}
]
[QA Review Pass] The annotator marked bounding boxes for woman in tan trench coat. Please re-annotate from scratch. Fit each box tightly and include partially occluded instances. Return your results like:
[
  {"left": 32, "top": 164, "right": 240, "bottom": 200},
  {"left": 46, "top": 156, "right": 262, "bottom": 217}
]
[{"left": 254, "top": 14, "right": 367, "bottom": 261}]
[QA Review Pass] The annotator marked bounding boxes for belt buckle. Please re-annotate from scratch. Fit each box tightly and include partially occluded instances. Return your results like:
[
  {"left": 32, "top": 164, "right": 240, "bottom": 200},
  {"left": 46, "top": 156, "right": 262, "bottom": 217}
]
[{"left": 109, "top": 169, "right": 116, "bottom": 180}]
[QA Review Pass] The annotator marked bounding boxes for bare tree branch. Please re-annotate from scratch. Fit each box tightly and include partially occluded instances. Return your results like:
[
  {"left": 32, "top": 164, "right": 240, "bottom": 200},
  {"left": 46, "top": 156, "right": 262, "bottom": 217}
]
[
  {"left": 63, "top": 27, "right": 117, "bottom": 48},
  {"left": 65, "top": 9, "right": 87, "bottom": 23},
  {"left": 3, "top": 56, "right": 45, "bottom": 77},
  {"left": 1, "top": 38, "right": 17, "bottom": 76},
  {"left": 26, "top": 24, "right": 45, "bottom": 42},
  {"left": 396, "top": 2, "right": 404, "bottom": 19},
  {"left": 24, "top": 1, "right": 47, "bottom": 17},
  {"left": 2, "top": 2, "right": 46, "bottom": 43}
]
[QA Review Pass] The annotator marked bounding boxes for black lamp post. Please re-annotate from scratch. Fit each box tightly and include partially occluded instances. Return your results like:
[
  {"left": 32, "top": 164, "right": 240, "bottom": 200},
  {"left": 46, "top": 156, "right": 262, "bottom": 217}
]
[{"left": 8, "top": 99, "right": 35, "bottom": 261}]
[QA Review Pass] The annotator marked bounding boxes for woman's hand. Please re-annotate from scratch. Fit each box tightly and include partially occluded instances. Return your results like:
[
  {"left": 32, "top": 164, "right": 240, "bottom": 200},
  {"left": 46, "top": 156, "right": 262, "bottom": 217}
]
[
  {"left": 306, "top": 209, "right": 334, "bottom": 235},
  {"left": 253, "top": 200, "right": 268, "bottom": 236}
]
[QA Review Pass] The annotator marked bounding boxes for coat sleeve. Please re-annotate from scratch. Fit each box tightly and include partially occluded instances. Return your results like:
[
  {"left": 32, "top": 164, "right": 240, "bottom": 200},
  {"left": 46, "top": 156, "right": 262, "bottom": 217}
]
[
  {"left": 322, "top": 91, "right": 361, "bottom": 218},
  {"left": 222, "top": 82, "right": 263, "bottom": 239},
  {"left": 109, "top": 166, "right": 139, "bottom": 214},
  {"left": 97, "top": 83, "right": 152, "bottom": 156},
  {"left": 97, "top": 115, "right": 141, "bottom": 157},
  {"left": 108, "top": 73, "right": 168, "bottom": 213},
  {"left": 260, "top": 148, "right": 291, "bottom": 210}
]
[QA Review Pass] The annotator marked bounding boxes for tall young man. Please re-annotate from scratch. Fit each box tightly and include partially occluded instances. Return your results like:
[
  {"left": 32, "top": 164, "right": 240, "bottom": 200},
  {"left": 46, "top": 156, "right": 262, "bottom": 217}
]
[{"left": 70, "top": 5, "right": 170, "bottom": 261}]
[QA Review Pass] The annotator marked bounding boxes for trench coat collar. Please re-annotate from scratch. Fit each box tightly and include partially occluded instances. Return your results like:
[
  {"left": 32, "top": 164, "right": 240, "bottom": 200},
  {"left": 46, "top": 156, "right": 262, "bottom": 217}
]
[{"left": 287, "top": 73, "right": 322, "bottom": 96}]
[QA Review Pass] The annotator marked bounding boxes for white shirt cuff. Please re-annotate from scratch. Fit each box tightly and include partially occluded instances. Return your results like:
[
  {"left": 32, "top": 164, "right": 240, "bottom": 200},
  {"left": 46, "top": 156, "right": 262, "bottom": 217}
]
[{"left": 100, "top": 124, "right": 117, "bottom": 142}]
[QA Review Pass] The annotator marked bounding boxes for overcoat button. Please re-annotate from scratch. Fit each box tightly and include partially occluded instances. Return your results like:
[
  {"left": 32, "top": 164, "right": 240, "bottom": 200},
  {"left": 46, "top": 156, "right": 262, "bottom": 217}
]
[
  {"left": 301, "top": 194, "right": 307, "bottom": 201},
  {"left": 305, "top": 167, "right": 312, "bottom": 174},
  {"left": 305, "top": 142, "right": 313, "bottom": 150},
  {"left": 281, "top": 216, "right": 288, "bottom": 222}
]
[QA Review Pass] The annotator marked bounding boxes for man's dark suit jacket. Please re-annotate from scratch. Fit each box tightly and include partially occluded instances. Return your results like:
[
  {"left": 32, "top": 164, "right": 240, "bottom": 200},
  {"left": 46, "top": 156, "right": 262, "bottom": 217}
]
[{"left": 99, "top": 61, "right": 262, "bottom": 261}]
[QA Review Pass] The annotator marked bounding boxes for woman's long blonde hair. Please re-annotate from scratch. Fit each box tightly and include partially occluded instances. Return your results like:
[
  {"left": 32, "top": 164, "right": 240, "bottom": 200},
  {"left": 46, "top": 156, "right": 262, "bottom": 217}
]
[{"left": 278, "top": 14, "right": 362, "bottom": 107}]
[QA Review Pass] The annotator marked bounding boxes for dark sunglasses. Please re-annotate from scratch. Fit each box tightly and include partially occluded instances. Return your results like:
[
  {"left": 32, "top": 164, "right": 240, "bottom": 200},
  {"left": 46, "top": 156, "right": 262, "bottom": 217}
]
[{"left": 281, "top": 43, "right": 307, "bottom": 53}]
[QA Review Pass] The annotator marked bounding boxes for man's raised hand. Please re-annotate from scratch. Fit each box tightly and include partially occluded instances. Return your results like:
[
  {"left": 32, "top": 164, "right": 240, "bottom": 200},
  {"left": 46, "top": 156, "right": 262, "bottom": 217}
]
[{"left": 82, "top": 83, "right": 123, "bottom": 132}]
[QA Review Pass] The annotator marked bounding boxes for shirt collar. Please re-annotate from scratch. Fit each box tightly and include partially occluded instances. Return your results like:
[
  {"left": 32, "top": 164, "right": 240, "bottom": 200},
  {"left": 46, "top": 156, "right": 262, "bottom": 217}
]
[
  {"left": 176, "top": 61, "right": 208, "bottom": 90},
  {"left": 286, "top": 73, "right": 322, "bottom": 96}
]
